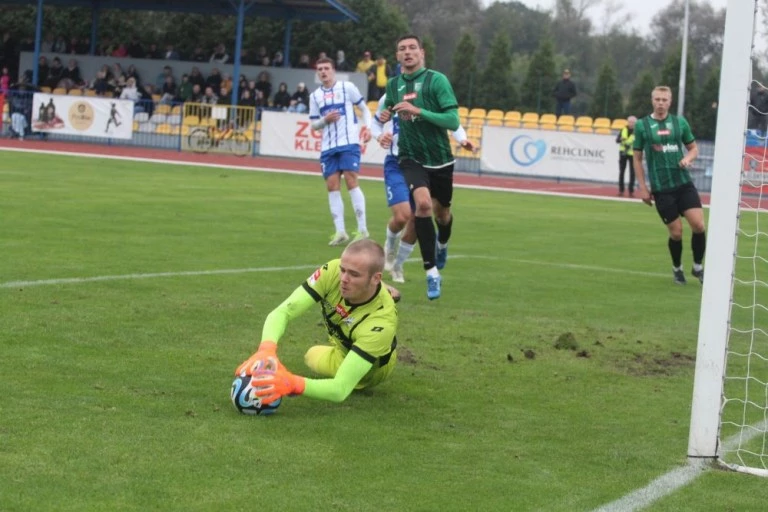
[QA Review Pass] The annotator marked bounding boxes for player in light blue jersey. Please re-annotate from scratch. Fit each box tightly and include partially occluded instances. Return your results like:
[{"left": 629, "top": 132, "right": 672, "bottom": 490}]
[
  {"left": 310, "top": 57, "right": 373, "bottom": 246},
  {"left": 371, "top": 94, "right": 477, "bottom": 285}
]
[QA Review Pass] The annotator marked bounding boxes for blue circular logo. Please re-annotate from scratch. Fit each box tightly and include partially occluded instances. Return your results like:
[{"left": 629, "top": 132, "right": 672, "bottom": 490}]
[{"left": 509, "top": 135, "right": 547, "bottom": 167}]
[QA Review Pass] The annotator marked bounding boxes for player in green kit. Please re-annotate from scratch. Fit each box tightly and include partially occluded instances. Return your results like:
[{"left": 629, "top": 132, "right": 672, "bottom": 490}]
[
  {"left": 633, "top": 85, "right": 706, "bottom": 285},
  {"left": 235, "top": 240, "right": 399, "bottom": 404},
  {"left": 384, "top": 34, "right": 460, "bottom": 300}
]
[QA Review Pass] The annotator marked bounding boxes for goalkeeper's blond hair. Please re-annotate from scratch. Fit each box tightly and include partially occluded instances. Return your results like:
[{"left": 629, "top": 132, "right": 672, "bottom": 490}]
[{"left": 342, "top": 239, "right": 385, "bottom": 277}]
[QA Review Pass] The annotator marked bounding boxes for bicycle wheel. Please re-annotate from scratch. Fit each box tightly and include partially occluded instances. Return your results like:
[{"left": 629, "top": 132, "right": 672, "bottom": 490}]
[
  {"left": 188, "top": 128, "right": 213, "bottom": 154},
  {"left": 229, "top": 132, "right": 252, "bottom": 157}
]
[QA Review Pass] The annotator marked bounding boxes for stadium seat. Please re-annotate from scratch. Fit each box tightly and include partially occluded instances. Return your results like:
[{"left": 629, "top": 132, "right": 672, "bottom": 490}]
[
  {"left": 52, "top": 88, "right": 67, "bottom": 95},
  {"left": 593, "top": 117, "right": 611, "bottom": 130},
  {"left": 132, "top": 121, "right": 140, "bottom": 132},
  {"left": 182, "top": 115, "right": 200, "bottom": 126},
  {"left": 577, "top": 126, "right": 593, "bottom": 133},
  {"left": 134, "top": 112, "right": 150, "bottom": 123},
  {"left": 595, "top": 128, "right": 612, "bottom": 135},
  {"left": 468, "top": 108, "right": 487, "bottom": 119},
  {"left": 504, "top": 111, "right": 522, "bottom": 127},
  {"left": 557, "top": 115, "right": 575, "bottom": 127},
  {"left": 151, "top": 94, "right": 162, "bottom": 102},
  {"left": 68, "top": 89, "right": 82, "bottom": 96},
  {"left": 155, "top": 123, "right": 173, "bottom": 135},
  {"left": 521, "top": 112, "right": 539, "bottom": 125},
  {"left": 457, "top": 106, "right": 469, "bottom": 117},
  {"left": 84, "top": 89, "right": 97, "bottom": 97},
  {"left": 559, "top": 124, "right": 575, "bottom": 132},
  {"left": 611, "top": 118, "right": 628, "bottom": 130},
  {"left": 539, "top": 113, "right": 557, "bottom": 125},
  {"left": 487, "top": 119, "right": 503, "bottom": 127},
  {"left": 167, "top": 114, "right": 182, "bottom": 126},
  {"left": 540, "top": 122, "right": 557, "bottom": 131},
  {"left": 486, "top": 109, "right": 504, "bottom": 121},
  {"left": 150, "top": 113, "right": 167, "bottom": 125},
  {"left": 156, "top": 104, "right": 172, "bottom": 115},
  {"left": 468, "top": 117, "right": 485, "bottom": 127},
  {"left": 171, "top": 105, "right": 182, "bottom": 115},
  {"left": 39, "top": 86, "right": 51, "bottom": 93},
  {"left": 467, "top": 126, "right": 482, "bottom": 138},
  {"left": 138, "top": 122, "right": 155, "bottom": 133},
  {"left": 575, "top": 116, "right": 593, "bottom": 128}
]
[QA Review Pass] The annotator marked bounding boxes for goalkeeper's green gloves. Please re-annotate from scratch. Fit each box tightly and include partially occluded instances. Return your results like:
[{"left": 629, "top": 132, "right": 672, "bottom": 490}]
[
  {"left": 234, "top": 341, "right": 281, "bottom": 377},
  {"left": 251, "top": 360, "right": 306, "bottom": 405}
]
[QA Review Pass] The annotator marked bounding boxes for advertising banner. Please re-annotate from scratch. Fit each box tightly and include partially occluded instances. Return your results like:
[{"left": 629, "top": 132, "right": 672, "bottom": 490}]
[
  {"left": 481, "top": 126, "right": 617, "bottom": 182},
  {"left": 31, "top": 93, "right": 134, "bottom": 140},
  {"left": 259, "top": 110, "right": 387, "bottom": 165}
]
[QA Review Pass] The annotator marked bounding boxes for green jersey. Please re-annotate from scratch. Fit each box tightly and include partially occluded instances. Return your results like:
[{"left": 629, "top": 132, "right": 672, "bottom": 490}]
[
  {"left": 301, "top": 259, "right": 398, "bottom": 368},
  {"left": 633, "top": 114, "right": 695, "bottom": 193},
  {"left": 384, "top": 68, "right": 459, "bottom": 168}
]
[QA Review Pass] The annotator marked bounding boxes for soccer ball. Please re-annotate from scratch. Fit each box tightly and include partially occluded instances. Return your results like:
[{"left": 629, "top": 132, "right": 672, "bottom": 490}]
[{"left": 230, "top": 374, "right": 281, "bottom": 416}]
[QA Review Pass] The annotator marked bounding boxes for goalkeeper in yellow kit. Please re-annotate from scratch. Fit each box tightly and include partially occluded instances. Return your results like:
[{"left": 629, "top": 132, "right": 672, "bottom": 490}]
[{"left": 235, "top": 239, "right": 399, "bottom": 404}]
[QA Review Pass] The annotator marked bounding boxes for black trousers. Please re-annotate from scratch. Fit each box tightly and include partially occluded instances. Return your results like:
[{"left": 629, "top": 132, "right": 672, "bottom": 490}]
[{"left": 619, "top": 153, "right": 635, "bottom": 193}]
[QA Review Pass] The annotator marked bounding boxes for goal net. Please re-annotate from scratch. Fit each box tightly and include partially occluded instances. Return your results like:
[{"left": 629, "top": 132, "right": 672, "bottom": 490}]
[{"left": 688, "top": 0, "right": 768, "bottom": 477}]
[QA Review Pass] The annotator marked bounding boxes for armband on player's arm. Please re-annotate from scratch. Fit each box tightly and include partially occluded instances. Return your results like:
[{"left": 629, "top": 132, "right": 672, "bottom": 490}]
[
  {"left": 451, "top": 125, "right": 468, "bottom": 144},
  {"left": 310, "top": 117, "right": 326, "bottom": 131},
  {"left": 418, "top": 108, "right": 460, "bottom": 131},
  {"left": 302, "top": 352, "right": 373, "bottom": 402}
]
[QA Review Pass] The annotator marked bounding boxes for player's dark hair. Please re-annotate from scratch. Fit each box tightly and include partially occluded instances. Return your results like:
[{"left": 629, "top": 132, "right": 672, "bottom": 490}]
[
  {"left": 315, "top": 57, "right": 335, "bottom": 69},
  {"left": 396, "top": 34, "right": 423, "bottom": 48}
]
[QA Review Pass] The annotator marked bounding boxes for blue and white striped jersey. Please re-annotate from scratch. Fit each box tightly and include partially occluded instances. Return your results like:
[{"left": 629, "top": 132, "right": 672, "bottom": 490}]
[{"left": 309, "top": 81, "right": 368, "bottom": 154}]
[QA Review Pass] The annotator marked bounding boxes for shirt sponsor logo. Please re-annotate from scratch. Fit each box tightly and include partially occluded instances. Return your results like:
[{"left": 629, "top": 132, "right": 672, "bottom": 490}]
[
  {"left": 308, "top": 268, "right": 322, "bottom": 285},
  {"left": 403, "top": 92, "right": 417, "bottom": 101},
  {"left": 657, "top": 129, "right": 671, "bottom": 135},
  {"left": 651, "top": 143, "right": 680, "bottom": 153},
  {"left": 335, "top": 303, "right": 349, "bottom": 318}
]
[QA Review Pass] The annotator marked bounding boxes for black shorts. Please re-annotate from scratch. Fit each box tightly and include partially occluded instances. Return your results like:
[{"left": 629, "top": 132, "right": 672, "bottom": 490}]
[
  {"left": 399, "top": 159, "right": 454, "bottom": 208},
  {"left": 652, "top": 182, "right": 703, "bottom": 224}
]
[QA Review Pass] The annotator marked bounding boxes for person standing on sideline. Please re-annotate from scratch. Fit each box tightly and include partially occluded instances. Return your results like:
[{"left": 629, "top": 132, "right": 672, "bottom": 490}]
[
  {"left": 372, "top": 94, "right": 477, "bottom": 284},
  {"left": 633, "top": 85, "right": 705, "bottom": 285},
  {"left": 553, "top": 69, "right": 577, "bottom": 117},
  {"left": 309, "top": 57, "right": 372, "bottom": 246},
  {"left": 616, "top": 115, "right": 637, "bottom": 196},
  {"left": 384, "top": 34, "right": 460, "bottom": 300}
]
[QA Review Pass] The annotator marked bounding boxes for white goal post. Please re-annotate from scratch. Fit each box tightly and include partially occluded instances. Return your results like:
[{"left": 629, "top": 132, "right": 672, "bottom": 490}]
[{"left": 687, "top": 0, "right": 764, "bottom": 475}]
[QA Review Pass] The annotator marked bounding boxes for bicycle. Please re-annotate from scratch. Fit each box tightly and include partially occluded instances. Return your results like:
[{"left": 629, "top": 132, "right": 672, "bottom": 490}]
[{"left": 187, "top": 122, "right": 252, "bottom": 157}]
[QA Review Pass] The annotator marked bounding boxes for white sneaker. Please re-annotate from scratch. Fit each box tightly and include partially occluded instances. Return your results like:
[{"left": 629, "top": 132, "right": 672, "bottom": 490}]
[
  {"left": 384, "top": 247, "right": 397, "bottom": 272},
  {"left": 390, "top": 265, "right": 405, "bottom": 283},
  {"left": 328, "top": 232, "right": 350, "bottom": 246}
]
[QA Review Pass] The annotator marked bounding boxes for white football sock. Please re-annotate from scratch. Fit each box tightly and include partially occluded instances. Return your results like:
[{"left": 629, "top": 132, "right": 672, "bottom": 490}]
[
  {"left": 348, "top": 186, "right": 367, "bottom": 233},
  {"left": 328, "top": 190, "right": 345, "bottom": 233},
  {"left": 394, "top": 240, "right": 415, "bottom": 268},
  {"left": 385, "top": 226, "right": 401, "bottom": 253}
]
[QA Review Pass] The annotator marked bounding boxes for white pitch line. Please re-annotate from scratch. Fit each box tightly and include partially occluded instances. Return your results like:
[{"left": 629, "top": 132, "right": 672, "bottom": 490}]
[
  {"left": 1, "top": 256, "right": 672, "bottom": 289},
  {"left": 593, "top": 421, "right": 768, "bottom": 512}
]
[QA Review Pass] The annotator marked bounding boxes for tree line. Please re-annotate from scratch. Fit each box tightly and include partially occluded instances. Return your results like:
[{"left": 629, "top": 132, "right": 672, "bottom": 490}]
[{"left": 0, "top": 0, "right": 752, "bottom": 139}]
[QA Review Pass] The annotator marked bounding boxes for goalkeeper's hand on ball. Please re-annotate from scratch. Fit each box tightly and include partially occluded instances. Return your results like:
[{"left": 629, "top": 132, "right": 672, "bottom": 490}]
[
  {"left": 235, "top": 341, "right": 281, "bottom": 377},
  {"left": 252, "top": 361, "right": 306, "bottom": 405}
]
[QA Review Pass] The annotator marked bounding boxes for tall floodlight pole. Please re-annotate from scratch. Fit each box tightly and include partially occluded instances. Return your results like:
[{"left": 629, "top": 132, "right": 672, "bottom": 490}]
[{"left": 678, "top": 0, "right": 691, "bottom": 116}]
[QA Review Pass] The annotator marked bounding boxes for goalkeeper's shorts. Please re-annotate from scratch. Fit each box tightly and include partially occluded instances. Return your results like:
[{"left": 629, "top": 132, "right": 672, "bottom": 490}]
[{"left": 304, "top": 345, "right": 397, "bottom": 389}]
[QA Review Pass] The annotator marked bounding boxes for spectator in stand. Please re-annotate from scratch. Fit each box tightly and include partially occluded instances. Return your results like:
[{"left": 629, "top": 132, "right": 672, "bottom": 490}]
[
  {"left": 52, "top": 35, "right": 68, "bottom": 53},
  {"left": 156, "top": 65, "right": 174, "bottom": 90},
  {"left": 218, "top": 85, "right": 231, "bottom": 107},
  {"left": 206, "top": 68, "right": 223, "bottom": 92},
  {"left": 237, "top": 88, "right": 257, "bottom": 125},
  {"left": 3, "top": 32, "right": 18, "bottom": 77},
  {"left": 126, "top": 64, "right": 141, "bottom": 87},
  {"left": 45, "top": 56, "right": 64, "bottom": 89},
  {"left": 0, "top": 66, "right": 11, "bottom": 94},
  {"left": 9, "top": 71, "right": 38, "bottom": 140},
  {"left": 238, "top": 87, "right": 256, "bottom": 109},
  {"left": 254, "top": 89, "right": 267, "bottom": 109},
  {"left": 191, "top": 47, "right": 207, "bottom": 62},
  {"left": 237, "top": 75, "right": 248, "bottom": 96},
  {"left": 210, "top": 43, "right": 229, "bottom": 64},
  {"left": 272, "top": 51, "right": 285, "bottom": 68},
  {"left": 356, "top": 50, "right": 375, "bottom": 75},
  {"left": 189, "top": 66, "right": 205, "bottom": 89},
  {"left": 37, "top": 55, "right": 49, "bottom": 86},
  {"left": 160, "top": 75, "right": 177, "bottom": 104},
  {"left": 164, "top": 43, "right": 180, "bottom": 60},
  {"left": 61, "top": 58, "right": 83, "bottom": 88},
  {"left": 553, "top": 68, "right": 577, "bottom": 117},
  {"left": 178, "top": 73, "right": 193, "bottom": 102},
  {"left": 112, "top": 43, "right": 129, "bottom": 58},
  {"left": 139, "top": 84, "right": 155, "bottom": 116},
  {"left": 221, "top": 73, "right": 233, "bottom": 95},
  {"left": 147, "top": 43, "right": 162, "bottom": 59},
  {"left": 256, "top": 46, "right": 269, "bottom": 63},
  {"left": 240, "top": 48, "right": 257, "bottom": 65},
  {"left": 287, "top": 82, "right": 309, "bottom": 113},
  {"left": 247, "top": 79, "right": 257, "bottom": 98},
  {"left": 260, "top": 55, "right": 271, "bottom": 66},
  {"left": 40, "top": 35, "right": 53, "bottom": 52},
  {"left": 255, "top": 70, "right": 272, "bottom": 104},
  {"left": 296, "top": 53, "right": 311, "bottom": 69},
  {"left": 201, "top": 86, "right": 218, "bottom": 105},
  {"left": 312, "top": 51, "right": 328, "bottom": 68},
  {"left": 91, "top": 69, "right": 110, "bottom": 96},
  {"left": 335, "top": 50, "right": 353, "bottom": 72},
  {"left": 189, "top": 83, "right": 203, "bottom": 103},
  {"left": 127, "top": 36, "right": 145, "bottom": 58},
  {"left": 120, "top": 76, "right": 141, "bottom": 112},
  {"left": 68, "top": 37, "right": 83, "bottom": 54},
  {"left": 368, "top": 54, "right": 392, "bottom": 101},
  {"left": 273, "top": 82, "right": 291, "bottom": 110}
]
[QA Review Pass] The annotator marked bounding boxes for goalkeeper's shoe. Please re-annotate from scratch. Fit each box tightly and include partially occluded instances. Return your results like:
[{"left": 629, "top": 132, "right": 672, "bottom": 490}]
[
  {"left": 328, "top": 232, "right": 350, "bottom": 246},
  {"left": 692, "top": 267, "right": 704, "bottom": 284},
  {"left": 673, "top": 269, "right": 687, "bottom": 285},
  {"left": 390, "top": 265, "right": 405, "bottom": 283},
  {"left": 351, "top": 230, "right": 369, "bottom": 242},
  {"left": 426, "top": 274, "right": 441, "bottom": 300},
  {"left": 436, "top": 243, "right": 448, "bottom": 270}
]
